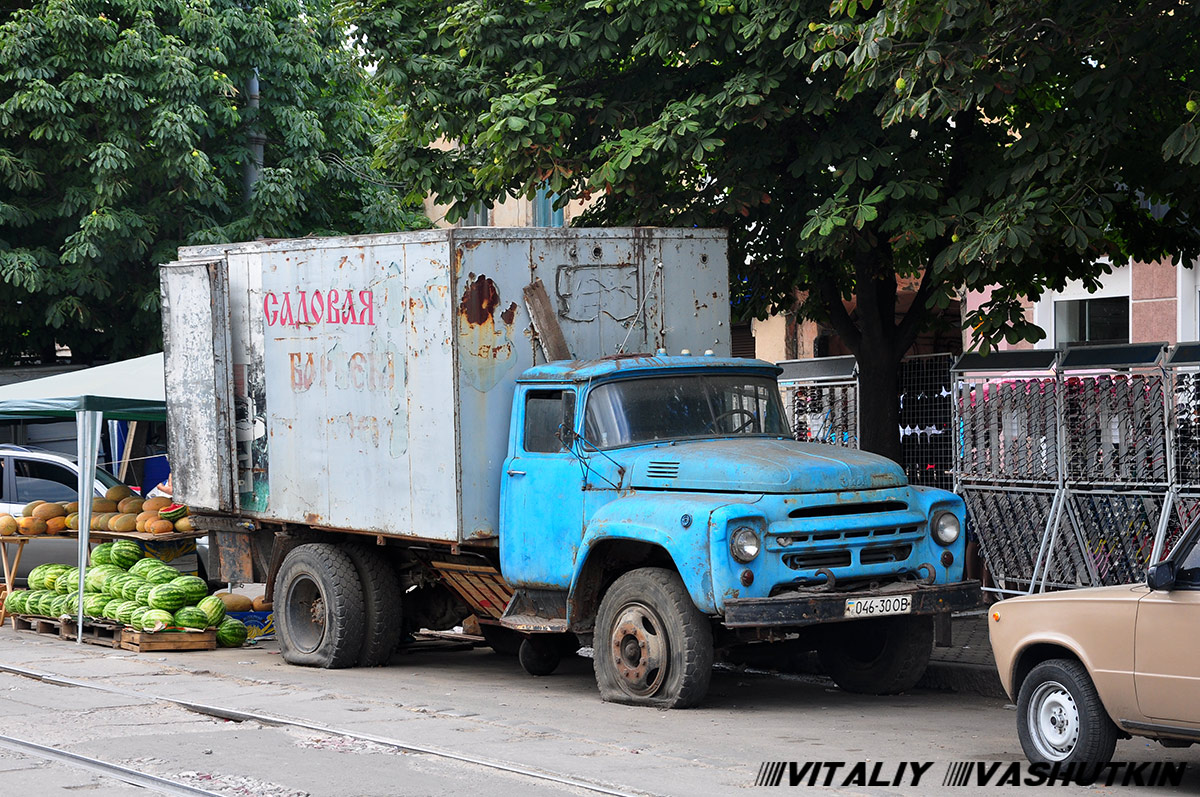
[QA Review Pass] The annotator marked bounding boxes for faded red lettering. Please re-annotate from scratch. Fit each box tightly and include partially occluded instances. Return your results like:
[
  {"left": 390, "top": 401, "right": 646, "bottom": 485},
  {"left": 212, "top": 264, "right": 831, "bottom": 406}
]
[
  {"left": 310, "top": 290, "right": 323, "bottom": 323},
  {"left": 297, "top": 290, "right": 311, "bottom": 326},
  {"left": 264, "top": 293, "right": 279, "bottom": 326},
  {"left": 279, "top": 293, "right": 295, "bottom": 327},
  {"left": 328, "top": 289, "right": 341, "bottom": 323},
  {"left": 349, "top": 352, "right": 366, "bottom": 389},
  {"left": 343, "top": 291, "right": 358, "bottom": 324},
  {"left": 289, "top": 352, "right": 315, "bottom": 391},
  {"left": 359, "top": 291, "right": 374, "bottom": 325}
]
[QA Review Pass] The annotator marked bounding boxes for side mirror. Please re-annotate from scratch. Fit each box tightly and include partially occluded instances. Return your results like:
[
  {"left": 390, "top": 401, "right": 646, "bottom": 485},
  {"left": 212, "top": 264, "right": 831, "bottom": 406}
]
[
  {"left": 1147, "top": 561, "right": 1176, "bottom": 591},
  {"left": 558, "top": 392, "right": 578, "bottom": 449}
]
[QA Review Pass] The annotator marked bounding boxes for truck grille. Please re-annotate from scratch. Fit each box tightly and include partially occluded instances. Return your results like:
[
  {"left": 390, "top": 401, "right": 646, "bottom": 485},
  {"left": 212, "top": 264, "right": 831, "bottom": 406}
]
[
  {"left": 788, "top": 500, "right": 907, "bottom": 519},
  {"left": 860, "top": 544, "right": 913, "bottom": 564},
  {"left": 776, "top": 525, "right": 919, "bottom": 545},
  {"left": 783, "top": 550, "right": 852, "bottom": 569}
]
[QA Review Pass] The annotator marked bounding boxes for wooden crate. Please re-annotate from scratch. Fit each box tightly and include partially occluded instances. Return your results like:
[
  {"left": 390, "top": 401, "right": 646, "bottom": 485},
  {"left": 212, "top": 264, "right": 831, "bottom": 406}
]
[{"left": 119, "top": 628, "right": 216, "bottom": 652}]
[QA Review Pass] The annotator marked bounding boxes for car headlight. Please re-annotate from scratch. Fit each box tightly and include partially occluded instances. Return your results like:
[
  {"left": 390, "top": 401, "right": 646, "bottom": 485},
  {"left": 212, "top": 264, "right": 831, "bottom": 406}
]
[
  {"left": 932, "top": 511, "right": 961, "bottom": 546},
  {"left": 730, "top": 526, "right": 760, "bottom": 563}
]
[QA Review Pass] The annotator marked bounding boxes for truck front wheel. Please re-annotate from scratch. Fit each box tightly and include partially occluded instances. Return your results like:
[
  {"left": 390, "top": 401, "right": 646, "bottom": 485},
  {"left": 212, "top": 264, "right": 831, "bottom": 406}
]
[
  {"left": 594, "top": 568, "right": 713, "bottom": 708},
  {"left": 275, "top": 543, "right": 366, "bottom": 669},
  {"left": 818, "top": 614, "right": 933, "bottom": 694}
]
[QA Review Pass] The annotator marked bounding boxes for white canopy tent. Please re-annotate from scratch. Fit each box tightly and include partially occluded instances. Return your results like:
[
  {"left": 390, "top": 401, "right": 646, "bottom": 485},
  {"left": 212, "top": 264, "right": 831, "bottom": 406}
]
[{"left": 0, "top": 354, "right": 166, "bottom": 641}]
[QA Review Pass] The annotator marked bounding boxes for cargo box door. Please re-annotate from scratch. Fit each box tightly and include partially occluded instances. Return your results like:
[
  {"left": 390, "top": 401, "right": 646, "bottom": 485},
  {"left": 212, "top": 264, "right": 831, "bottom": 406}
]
[{"left": 161, "top": 259, "right": 237, "bottom": 512}]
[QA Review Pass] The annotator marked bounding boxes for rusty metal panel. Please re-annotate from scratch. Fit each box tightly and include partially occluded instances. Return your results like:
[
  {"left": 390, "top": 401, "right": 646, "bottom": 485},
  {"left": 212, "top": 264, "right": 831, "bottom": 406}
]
[
  {"left": 160, "top": 259, "right": 236, "bottom": 511},
  {"left": 213, "top": 530, "right": 254, "bottom": 584},
  {"left": 169, "top": 229, "right": 728, "bottom": 543}
]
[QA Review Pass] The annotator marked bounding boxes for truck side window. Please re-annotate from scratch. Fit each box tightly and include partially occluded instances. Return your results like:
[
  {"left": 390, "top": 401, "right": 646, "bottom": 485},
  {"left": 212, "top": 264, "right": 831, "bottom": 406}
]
[{"left": 524, "top": 391, "right": 566, "bottom": 453}]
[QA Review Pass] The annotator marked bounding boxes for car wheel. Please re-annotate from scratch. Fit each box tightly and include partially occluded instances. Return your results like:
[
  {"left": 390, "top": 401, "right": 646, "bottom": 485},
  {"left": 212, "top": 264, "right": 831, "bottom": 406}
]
[
  {"left": 593, "top": 567, "right": 713, "bottom": 708},
  {"left": 339, "top": 542, "right": 403, "bottom": 667},
  {"left": 1017, "top": 659, "right": 1118, "bottom": 764}
]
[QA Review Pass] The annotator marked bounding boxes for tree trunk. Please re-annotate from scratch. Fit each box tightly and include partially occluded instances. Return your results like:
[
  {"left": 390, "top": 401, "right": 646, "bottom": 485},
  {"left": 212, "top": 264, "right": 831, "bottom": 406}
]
[{"left": 855, "top": 344, "right": 902, "bottom": 463}]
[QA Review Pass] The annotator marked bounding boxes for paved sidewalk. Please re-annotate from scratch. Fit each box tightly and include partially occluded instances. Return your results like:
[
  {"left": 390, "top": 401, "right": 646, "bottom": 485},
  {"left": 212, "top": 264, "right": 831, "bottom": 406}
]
[{"left": 921, "top": 610, "right": 1007, "bottom": 698}]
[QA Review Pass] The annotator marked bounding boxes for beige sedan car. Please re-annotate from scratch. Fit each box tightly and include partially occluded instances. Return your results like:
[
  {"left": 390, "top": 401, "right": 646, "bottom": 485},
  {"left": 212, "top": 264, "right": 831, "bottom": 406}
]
[{"left": 988, "top": 523, "right": 1200, "bottom": 764}]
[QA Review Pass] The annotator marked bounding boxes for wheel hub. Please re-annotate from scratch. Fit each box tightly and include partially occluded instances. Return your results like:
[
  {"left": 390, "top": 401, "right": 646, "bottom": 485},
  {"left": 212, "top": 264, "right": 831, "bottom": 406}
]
[
  {"left": 1030, "top": 680, "right": 1080, "bottom": 760},
  {"left": 610, "top": 602, "right": 667, "bottom": 696}
]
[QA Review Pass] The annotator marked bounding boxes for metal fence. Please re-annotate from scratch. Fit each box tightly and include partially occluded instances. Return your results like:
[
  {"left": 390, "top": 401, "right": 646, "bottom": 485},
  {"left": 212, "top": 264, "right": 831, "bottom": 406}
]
[
  {"left": 778, "top": 353, "right": 956, "bottom": 491},
  {"left": 953, "top": 343, "right": 1200, "bottom": 595}
]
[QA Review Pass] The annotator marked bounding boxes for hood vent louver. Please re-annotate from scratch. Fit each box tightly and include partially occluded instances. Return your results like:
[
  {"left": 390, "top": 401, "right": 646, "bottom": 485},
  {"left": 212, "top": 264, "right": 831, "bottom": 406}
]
[{"left": 646, "top": 461, "right": 680, "bottom": 479}]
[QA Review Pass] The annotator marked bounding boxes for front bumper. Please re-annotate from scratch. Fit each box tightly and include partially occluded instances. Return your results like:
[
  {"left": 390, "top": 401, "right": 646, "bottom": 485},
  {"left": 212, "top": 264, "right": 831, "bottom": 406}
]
[{"left": 722, "top": 579, "right": 982, "bottom": 628}]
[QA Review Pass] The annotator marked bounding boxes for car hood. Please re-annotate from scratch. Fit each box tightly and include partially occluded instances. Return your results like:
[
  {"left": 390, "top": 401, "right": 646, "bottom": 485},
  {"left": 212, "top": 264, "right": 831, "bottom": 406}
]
[{"left": 625, "top": 438, "right": 907, "bottom": 494}]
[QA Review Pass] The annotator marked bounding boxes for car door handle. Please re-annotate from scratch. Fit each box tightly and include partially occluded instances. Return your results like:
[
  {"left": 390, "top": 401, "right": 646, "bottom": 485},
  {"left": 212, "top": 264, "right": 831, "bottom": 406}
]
[{"left": 507, "top": 470, "right": 526, "bottom": 476}]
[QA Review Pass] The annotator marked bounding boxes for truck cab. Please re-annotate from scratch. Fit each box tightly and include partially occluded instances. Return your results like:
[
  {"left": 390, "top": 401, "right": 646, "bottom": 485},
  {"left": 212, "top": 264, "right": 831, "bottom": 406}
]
[{"left": 499, "top": 354, "right": 979, "bottom": 706}]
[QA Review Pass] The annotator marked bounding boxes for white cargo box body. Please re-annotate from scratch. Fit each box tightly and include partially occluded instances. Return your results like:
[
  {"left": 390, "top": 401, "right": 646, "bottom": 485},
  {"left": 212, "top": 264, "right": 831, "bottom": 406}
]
[{"left": 162, "top": 228, "right": 730, "bottom": 543}]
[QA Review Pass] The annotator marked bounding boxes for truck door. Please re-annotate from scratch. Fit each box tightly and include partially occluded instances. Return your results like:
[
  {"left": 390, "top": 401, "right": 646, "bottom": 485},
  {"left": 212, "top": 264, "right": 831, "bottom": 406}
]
[{"left": 500, "top": 388, "right": 584, "bottom": 587}]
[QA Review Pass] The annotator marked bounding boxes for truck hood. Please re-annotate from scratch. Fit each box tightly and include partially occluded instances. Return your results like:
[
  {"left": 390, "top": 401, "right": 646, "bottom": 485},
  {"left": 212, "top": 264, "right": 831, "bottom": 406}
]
[{"left": 624, "top": 439, "right": 907, "bottom": 493}]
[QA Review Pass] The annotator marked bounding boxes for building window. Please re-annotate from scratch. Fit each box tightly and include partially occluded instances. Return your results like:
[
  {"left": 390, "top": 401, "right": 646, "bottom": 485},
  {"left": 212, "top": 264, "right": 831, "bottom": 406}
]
[
  {"left": 462, "top": 203, "right": 489, "bottom": 227},
  {"left": 1054, "top": 297, "right": 1129, "bottom": 347},
  {"left": 533, "top": 184, "right": 565, "bottom": 227}
]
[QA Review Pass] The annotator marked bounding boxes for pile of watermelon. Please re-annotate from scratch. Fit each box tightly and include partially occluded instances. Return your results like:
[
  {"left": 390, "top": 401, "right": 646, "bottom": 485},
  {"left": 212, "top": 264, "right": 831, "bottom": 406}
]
[{"left": 2, "top": 540, "right": 247, "bottom": 648}]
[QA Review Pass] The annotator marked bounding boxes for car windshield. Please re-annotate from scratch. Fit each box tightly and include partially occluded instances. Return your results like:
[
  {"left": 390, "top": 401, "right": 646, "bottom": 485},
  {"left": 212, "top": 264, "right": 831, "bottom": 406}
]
[{"left": 582, "top": 374, "right": 790, "bottom": 450}]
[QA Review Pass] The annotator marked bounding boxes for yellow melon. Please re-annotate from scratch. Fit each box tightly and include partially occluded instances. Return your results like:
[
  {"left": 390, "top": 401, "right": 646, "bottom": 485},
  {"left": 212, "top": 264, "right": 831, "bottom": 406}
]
[
  {"left": 142, "top": 496, "right": 172, "bottom": 513},
  {"left": 117, "top": 496, "right": 144, "bottom": 514},
  {"left": 65, "top": 512, "right": 79, "bottom": 530},
  {"left": 32, "top": 502, "right": 67, "bottom": 520},
  {"left": 216, "top": 592, "right": 254, "bottom": 612},
  {"left": 64, "top": 501, "right": 79, "bottom": 514},
  {"left": 21, "top": 500, "right": 45, "bottom": 517},
  {"left": 135, "top": 510, "right": 158, "bottom": 532},
  {"left": 109, "top": 513, "right": 137, "bottom": 533},
  {"left": 92, "top": 498, "right": 118, "bottom": 513},
  {"left": 251, "top": 595, "right": 273, "bottom": 612},
  {"left": 105, "top": 484, "right": 134, "bottom": 502},
  {"left": 92, "top": 512, "right": 115, "bottom": 531},
  {"left": 174, "top": 517, "right": 195, "bottom": 532},
  {"left": 45, "top": 516, "right": 68, "bottom": 535},
  {"left": 147, "top": 519, "right": 175, "bottom": 535},
  {"left": 17, "top": 517, "right": 47, "bottom": 536},
  {"left": 0, "top": 515, "right": 16, "bottom": 536}
]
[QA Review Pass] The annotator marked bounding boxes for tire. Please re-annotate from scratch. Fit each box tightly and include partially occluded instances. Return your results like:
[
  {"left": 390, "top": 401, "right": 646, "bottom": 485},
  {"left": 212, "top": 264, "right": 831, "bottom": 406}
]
[
  {"left": 480, "top": 624, "right": 522, "bottom": 656},
  {"left": 818, "top": 614, "right": 933, "bottom": 694},
  {"left": 594, "top": 567, "right": 714, "bottom": 708},
  {"left": 274, "top": 543, "right": 366, "bottom": 669},
  {"left": 1017, "top": 659, "right": 1118, "bottom": 764},
  {"left": 339, "top": 542, "right": 403, "bottom": 667},
  {"left": 519, "top": 636, "right": 562, "bottom": 676}
]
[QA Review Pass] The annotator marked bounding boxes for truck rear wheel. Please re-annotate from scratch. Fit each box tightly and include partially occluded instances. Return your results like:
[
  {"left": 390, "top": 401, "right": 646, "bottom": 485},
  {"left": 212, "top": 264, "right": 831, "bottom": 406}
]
[
  {"left": 594, "top": 568, "right": 713, "bottom": 708},
  {"left": 818, "top": 614, "right": 933, "bottom": 694},
  {"left": 275, "top": 543, "right": 366, "bottom": 669},
  {"left": 339, "top": 542, "right": 403, "bottom": 667}
]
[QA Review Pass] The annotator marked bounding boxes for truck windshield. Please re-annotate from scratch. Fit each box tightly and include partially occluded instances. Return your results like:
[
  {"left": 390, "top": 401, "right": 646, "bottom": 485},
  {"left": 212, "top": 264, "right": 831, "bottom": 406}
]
[{"left": 582, "top": 374, "right": 790, "bottom": 449}]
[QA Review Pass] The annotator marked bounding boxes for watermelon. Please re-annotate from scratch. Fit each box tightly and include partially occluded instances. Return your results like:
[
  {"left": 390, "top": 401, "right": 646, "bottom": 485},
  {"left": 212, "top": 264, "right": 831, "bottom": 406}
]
[
  {"left": 120, "top": 577, "right": 148, "bottom": 602},
  {"left": 89, "top": 542, "right": 115, "bottom": 566},
  {"left": 85, "top": 565, "right": 121, "bottom": 592},
  {"left": 143, "top": 565, "right": 179, "bottom": 585},
  {"left": 31, "top": 564, "right": 68, "bottom": 591},
  {"left": 147, "top": 583, "right": 187, "bottom": 611},
  {"left": 216, "top": 617, "right": 248, "bottom": 648},
  {"left": 129, "top": 606, "right": 150, "bottom": 629},
  {"left": 54, "top": 567, "right": 81, "bottom": 594},
  {"left": 50, "top": 594, "right": 70, "bottom": 617},
  {"left": 103, "top": 598, "right": 126, "bottom": 620},
  {"left": 109, "top": 540, "right": 144, "bottom": 570},
  {"left": 170, "top": 575, "right": 208, "bottom": 606},
  {"left": 141, "top": 609, "right": 175, "bottom": 631},
  {"left": 83, "top": 593, "right": 110, "bottom": 617},
  {"left": 128, "top": 558, "right": 164, "bottom": 578},
  {"left": 4, "top": 590, "right": 27, "bottom": 614},
  {"left": 105, "top": 573, "right": 132, "bottom": 597},
  {"left": 173, "top": 606, "right": 209, "bottom": 629},
  {"left": 26, "top": 564, "right": 49, "bottom": 590},
  {"left": 159, "top": 503, "right": 188, "bottom": 522},
  {"left": 135, "top": 583, "right": 155, "bottom": 605},
  {"left": 116, "top": 601, "right": 139, "bottom": 625},
  {"left": 196, "top": 595, "right": 226, "bottom": 627}
]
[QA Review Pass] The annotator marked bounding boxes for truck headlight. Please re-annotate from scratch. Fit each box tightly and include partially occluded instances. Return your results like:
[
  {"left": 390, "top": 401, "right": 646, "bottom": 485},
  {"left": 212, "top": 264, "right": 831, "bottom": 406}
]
[
  {"left": 932, "top": 511, "right": 961, "bottom": 546},
  {"left": 730, "top": 527, "right": 760, "bottom": 563}
]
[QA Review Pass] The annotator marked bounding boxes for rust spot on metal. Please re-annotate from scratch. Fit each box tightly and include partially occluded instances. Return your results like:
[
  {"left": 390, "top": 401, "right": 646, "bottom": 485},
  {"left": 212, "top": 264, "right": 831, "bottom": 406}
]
[
  {"left": 459, "top": 273, "right": 501, "bottom": 326},
  {"left": 500, "top": 302, "right": 518, "bottom": 325},
  {"left": 305, "top": 512, "right": 322, "bottom": 525}
]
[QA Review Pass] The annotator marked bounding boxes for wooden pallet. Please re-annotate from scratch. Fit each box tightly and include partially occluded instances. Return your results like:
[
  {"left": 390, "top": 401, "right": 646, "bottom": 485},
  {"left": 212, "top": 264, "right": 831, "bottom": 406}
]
[
  {"left": 59, "top": 619, "right": 123, "bottom": 648},
  {"left": 119, "top": 628, "right": 216, "bottom": 652},
  {"left": 11, "top": 614, "right": 63, "bottom": 636}
]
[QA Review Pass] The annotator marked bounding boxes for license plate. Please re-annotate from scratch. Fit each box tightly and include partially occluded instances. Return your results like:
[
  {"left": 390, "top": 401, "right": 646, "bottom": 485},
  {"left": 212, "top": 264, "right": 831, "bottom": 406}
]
[{"left": 844, "top": 595, "right": 912, "bottom": 618}]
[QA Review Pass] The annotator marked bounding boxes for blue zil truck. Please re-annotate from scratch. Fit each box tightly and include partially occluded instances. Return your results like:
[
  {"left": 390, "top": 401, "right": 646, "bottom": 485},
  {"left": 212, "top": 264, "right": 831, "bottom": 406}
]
[{"left": 162, "top": 228, "right": 980, "bottom": 708}]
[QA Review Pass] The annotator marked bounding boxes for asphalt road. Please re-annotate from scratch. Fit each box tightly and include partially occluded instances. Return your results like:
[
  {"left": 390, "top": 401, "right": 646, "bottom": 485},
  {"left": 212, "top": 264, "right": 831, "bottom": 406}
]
[{"left": 0, "top": 627, "right": 1196, "bottom": 796}]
